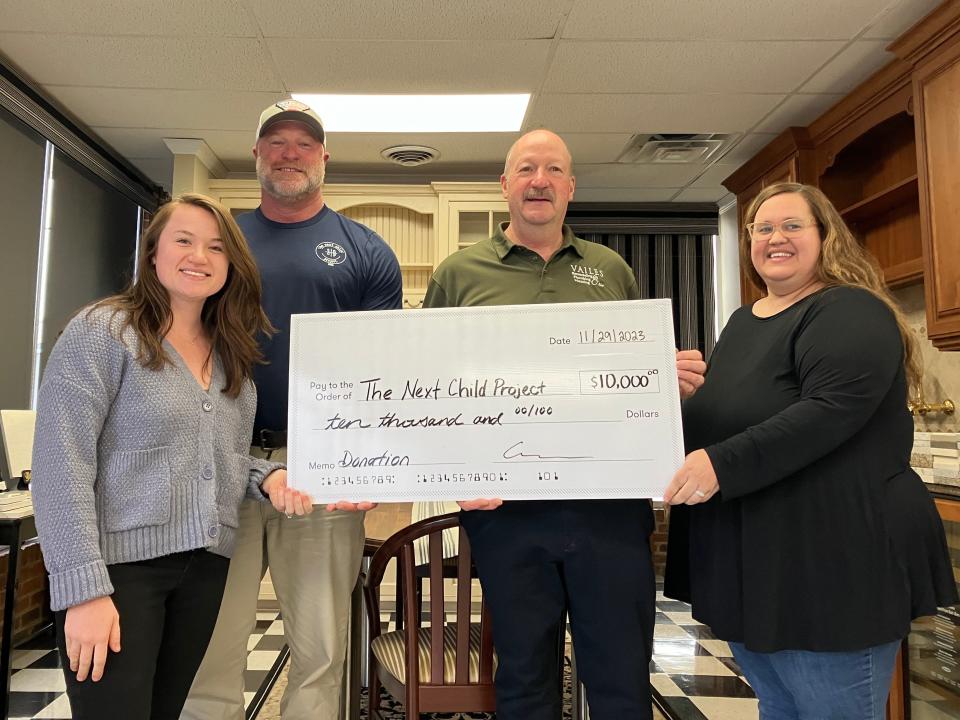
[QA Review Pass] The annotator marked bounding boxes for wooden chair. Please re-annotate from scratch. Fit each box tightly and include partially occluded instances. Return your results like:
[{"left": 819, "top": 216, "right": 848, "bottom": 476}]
[
  {"left": 394, "top": 501, "right": 460, "bottom": 632},
  {"left": 363, "top": 512, "right": 496, "bottom": 718}
]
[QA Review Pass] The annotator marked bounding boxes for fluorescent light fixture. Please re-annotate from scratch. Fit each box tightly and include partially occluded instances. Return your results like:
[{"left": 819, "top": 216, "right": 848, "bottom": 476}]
[{"left": 290, "top": 94, "right": 529, "bottom": 132}]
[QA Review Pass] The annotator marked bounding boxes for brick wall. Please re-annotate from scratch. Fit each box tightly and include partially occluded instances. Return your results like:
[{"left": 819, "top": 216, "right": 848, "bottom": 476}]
[
  {"left": 0, "top": 543, "right": 52, "bottom": 644},
  {"left": 651, "top": 503, "right": 669, "bottom": 578}
]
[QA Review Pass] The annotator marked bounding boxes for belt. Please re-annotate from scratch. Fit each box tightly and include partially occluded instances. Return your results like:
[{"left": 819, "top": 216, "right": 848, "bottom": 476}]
[{"left": 254, "top": 429, "right": 287, "bottom": 451}]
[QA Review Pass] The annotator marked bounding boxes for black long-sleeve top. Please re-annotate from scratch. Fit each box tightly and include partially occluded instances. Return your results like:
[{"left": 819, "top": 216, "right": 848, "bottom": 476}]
[{"left": 664, "top": 285, "right": 957, "bottom": 652}]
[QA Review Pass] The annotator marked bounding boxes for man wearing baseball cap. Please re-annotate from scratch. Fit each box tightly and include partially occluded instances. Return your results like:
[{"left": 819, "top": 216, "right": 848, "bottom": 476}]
[{"left": 183, "top": 99, "right": 402, "bottom": 720}]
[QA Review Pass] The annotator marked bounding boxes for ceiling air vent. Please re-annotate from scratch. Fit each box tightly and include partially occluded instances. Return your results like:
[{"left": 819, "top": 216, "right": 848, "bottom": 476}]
[
  {"left": 617, "top": 133, "right": 734, "bottom": 164},
  {"left": 381, "top": 145, "right": 440, "bottom": 167}
]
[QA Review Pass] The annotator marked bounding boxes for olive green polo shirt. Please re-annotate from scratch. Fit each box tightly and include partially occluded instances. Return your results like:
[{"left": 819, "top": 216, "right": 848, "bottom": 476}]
[{"left": 423, "top": 223, "right": 639, "bottom": 308}]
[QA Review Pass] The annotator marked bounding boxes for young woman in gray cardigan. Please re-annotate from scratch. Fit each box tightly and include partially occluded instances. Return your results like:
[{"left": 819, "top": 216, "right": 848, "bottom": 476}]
[{"left": 31, "top": 194, "right": 314, "bottom": 720}]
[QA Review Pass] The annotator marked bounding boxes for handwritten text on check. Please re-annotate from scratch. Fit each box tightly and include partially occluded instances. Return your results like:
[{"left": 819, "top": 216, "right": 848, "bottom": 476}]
[{"left": 287, "top": 300, "right": 684, "bottom": 501}]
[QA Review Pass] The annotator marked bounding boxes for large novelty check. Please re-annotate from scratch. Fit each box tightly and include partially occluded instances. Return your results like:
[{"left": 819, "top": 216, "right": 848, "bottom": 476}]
[{"left": 287, "top": 299, "right": 684, "bottom": 502}]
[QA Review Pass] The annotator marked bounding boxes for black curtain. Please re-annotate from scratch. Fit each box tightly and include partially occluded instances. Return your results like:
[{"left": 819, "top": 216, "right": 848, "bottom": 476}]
[{"left": 581, "top": 232, "right": 717, "bottom": 359}]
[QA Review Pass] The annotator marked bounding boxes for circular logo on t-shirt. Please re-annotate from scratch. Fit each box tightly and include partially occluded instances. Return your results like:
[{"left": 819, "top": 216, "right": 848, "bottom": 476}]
[{"left": 315, "top": 242, "right": 347, "bottom": 267}]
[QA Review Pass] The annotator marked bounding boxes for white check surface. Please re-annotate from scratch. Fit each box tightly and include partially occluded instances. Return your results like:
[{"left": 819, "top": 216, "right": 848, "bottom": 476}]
[{"left": 288, "top": 299, "right": 684, "bottom": 501}]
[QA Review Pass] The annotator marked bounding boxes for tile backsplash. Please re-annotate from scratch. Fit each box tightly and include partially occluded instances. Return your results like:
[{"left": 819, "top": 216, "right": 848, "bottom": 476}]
[
  {"left": 913, "top": 431, "right": 960, "bottom": 488},
  {"left": 894, "top": 285, "right": 960, "bottom": 434}
]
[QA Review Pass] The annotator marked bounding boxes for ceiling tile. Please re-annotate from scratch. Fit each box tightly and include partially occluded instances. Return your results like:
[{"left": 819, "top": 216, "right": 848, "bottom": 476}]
[
  {"left": 563, "top": 0, "right": 899, "bottom": 40},
  {"left": 527, "top": 93, "right": 784, "bottom": 134},
  {"left": 800, "top": 40, "right": 892, "bottom": 94},
  {"left": 325, "top": 133, "right": 516, "bottom": 164},
  {"left": 247, "top": 0, "right": 563, "bottom": 39},
  {"left": 92, "top": 127, "right": 254, "bottom": 165},
  {"left": 573, "top": 163, "right": 708, "bottom": 188},
  {"left": 688, "top": 163, "right": 743, "bottom": 189},
  {"left": 0, "top": 0, "right": 258, "bottom": 35},
  {"left": 573, "top": 187, "right": 682, "bottom": 202},
  {"left": 752, "top": 93, "right": 844, "bottom": 134},
  {"left": 862, "top": 0, "right": 941, "bottom": 39},
  {"left": 0, "top": 34, "right": 281, "bottom": 90},
  {"left": 267, "top": 39, "right": 550, "bottom": 93},
  {"left": 95, "top": 126, "right": 518, "bottom": 172},
  {"left": 712, "top": 133, "right": 779, "bottom": 167},
  {"left": 544, "top": 41, "right": 845, "bottom": 93},
  {"left": 686, "top": 132, "right": 792, "bottom": 189},
  {"left": 560, "top": 133, "right": 634, "bottom": 164},
  {"left": 0, "top": 0, "right": 932, "bottom": 205},
  {"left": 45, "top": 87, "right": 284, "bottom": 132}
]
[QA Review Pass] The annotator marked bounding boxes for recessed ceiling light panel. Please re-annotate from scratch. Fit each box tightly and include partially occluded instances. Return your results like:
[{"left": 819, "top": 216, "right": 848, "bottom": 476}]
[
  {"left": 291, "top": 93, "right": 529, "bottom": 133},
  {"left": 617, "top": 133, "right": 737, "bottom": 164}
]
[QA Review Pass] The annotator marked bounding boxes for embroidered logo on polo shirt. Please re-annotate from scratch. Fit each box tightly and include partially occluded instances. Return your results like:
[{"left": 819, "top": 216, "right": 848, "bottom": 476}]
[
  {"left": 316, "top": 242, "right": 347, "bottom": 266},
  {"left": 570, "top": 263, "right": 605, "bottom": 287}
]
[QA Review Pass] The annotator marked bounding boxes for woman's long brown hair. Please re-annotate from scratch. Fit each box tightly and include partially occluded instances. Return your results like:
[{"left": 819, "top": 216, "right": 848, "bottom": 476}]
[
  {"left": 741, "top": 182, "right": 920, "bottom": 391},
  {"left": 93, "top": 193, "right": 273, "bottom": 398}
]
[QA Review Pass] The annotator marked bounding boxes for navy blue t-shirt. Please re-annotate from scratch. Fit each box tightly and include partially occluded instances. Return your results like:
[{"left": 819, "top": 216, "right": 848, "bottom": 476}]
[{"left": 239, "top": 206, "right": 403, "bottom": 434}]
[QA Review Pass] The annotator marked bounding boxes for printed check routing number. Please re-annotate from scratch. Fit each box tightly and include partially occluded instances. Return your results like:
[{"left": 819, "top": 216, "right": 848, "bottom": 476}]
[{"left": 287, "top": 299, "right": 684, "bottom": 502}]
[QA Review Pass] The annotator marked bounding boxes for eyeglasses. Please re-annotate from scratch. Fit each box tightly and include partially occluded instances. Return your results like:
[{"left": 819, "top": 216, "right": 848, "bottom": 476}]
[{"left": 746, "top": 218, "right": 818, "bottom": 241}]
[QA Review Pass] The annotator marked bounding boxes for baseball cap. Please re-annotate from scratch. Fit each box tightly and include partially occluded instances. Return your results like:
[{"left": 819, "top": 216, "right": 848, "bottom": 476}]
[{"left": 256, "top": 99, "right": 325, "bottom": 144}]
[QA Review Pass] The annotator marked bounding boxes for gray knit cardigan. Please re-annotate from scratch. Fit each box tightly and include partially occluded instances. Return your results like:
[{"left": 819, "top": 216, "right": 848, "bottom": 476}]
[{"left": 32, "top": 307, "right": 282, "bottom": 611}]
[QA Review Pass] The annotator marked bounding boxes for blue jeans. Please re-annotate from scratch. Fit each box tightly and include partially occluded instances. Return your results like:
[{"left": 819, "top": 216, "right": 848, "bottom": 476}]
[{"left": 729, "top": 639, "right": 901, "bottom": 720}]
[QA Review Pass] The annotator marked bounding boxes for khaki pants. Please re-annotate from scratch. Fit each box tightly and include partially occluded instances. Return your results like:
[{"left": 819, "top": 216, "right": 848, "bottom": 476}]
[{"left": 182, "top": 447, "right": 365, "bottom": 720}]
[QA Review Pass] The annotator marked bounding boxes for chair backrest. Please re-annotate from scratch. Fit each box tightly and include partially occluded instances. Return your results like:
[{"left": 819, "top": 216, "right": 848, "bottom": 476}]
[
  {"left": 364, "top": 512, "right": 495, "bottom": 689},
  {"left": 411, "top": 501, "right": 460, "bottom": 564},
  {"left": 0, "top": 410, "right": 36, "bottom": 483}
]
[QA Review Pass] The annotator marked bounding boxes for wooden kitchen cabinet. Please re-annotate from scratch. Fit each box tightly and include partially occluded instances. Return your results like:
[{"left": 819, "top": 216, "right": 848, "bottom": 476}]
[
  {"left": 724, "top": 60, "right": 922, "bottom": 304},
  {"left": 904, "top": 11, "right": 960, "bottom": 349},
  {"left": 815, "top": 101, "right": 922, "bottom": 289},
  {"left": 722, "top": 0, "right": 960, "bottom": 349}
]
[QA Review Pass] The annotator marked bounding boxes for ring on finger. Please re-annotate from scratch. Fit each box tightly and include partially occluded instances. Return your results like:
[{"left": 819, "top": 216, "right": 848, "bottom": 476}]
[{"left": 694, "top": 489, "right": 707, "bottom": 498}]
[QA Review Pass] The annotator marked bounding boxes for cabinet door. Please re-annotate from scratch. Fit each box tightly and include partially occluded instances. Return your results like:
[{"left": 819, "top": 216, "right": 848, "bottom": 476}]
[
  {"left": 915, "top": 42, "right": 960, "bottom": 350},
  {"left": 337, "top": 204, "right": 437, "bottom": 311},
  {"left": 762, "top": 155, "right": 798, "bottom": 186},
  {"left": 446, "top": 200, "right": 509, "bottom": 257}
]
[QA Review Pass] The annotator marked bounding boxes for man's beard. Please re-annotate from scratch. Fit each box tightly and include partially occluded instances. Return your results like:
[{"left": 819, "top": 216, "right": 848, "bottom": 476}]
[{"left": 256, "top": 157, "right": 325, "bottom": 201}]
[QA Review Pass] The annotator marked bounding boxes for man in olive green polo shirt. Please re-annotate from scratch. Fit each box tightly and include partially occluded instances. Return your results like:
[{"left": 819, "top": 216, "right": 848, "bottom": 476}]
[{"left": 423, "top": 129, "right": 706, "bottom": 720}]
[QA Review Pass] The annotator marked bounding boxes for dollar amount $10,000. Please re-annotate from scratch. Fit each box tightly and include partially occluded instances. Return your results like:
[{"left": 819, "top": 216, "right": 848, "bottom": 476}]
[{"left": 579, "top": 369, "right": 660, "bottom": 394}]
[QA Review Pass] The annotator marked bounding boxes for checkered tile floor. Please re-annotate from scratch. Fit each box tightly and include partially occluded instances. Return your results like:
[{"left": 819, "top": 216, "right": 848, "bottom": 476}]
[
  {"left": 9, "top": 590, "right": 760, "bottom": 720},
  {"left": 6, "top": 599, "right": 287, "bottom": 720},
  {"left": 374, "top": 587, "right": 760, "bottom": 720},
  {"left": 650, "top": 589, "right": 759, "bottom": 719}
]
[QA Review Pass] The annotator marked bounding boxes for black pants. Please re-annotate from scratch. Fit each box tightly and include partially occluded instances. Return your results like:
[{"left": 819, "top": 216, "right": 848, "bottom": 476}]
[
  {"left": 55, "top": 549, "right": 229, "bottom": 720},
  {"left": 461, "top": 500, "right": 656, "bottom": 720}
]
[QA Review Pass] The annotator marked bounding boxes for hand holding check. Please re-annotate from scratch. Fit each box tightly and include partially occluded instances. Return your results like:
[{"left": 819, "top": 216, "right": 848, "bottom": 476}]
[{"left": 460, "top": 349, "right": 706, "bottom": 511}]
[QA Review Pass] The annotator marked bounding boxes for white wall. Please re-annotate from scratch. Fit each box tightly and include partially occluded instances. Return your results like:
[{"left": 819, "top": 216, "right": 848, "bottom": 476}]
[{"left": 714, "top": 194, "right": 742, "bottom": 335}]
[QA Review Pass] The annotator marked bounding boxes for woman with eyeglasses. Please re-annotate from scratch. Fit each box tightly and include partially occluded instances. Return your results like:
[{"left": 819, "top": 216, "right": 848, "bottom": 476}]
[{"left": 662, "top": 182, "right": 957, "bottom": 718}]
